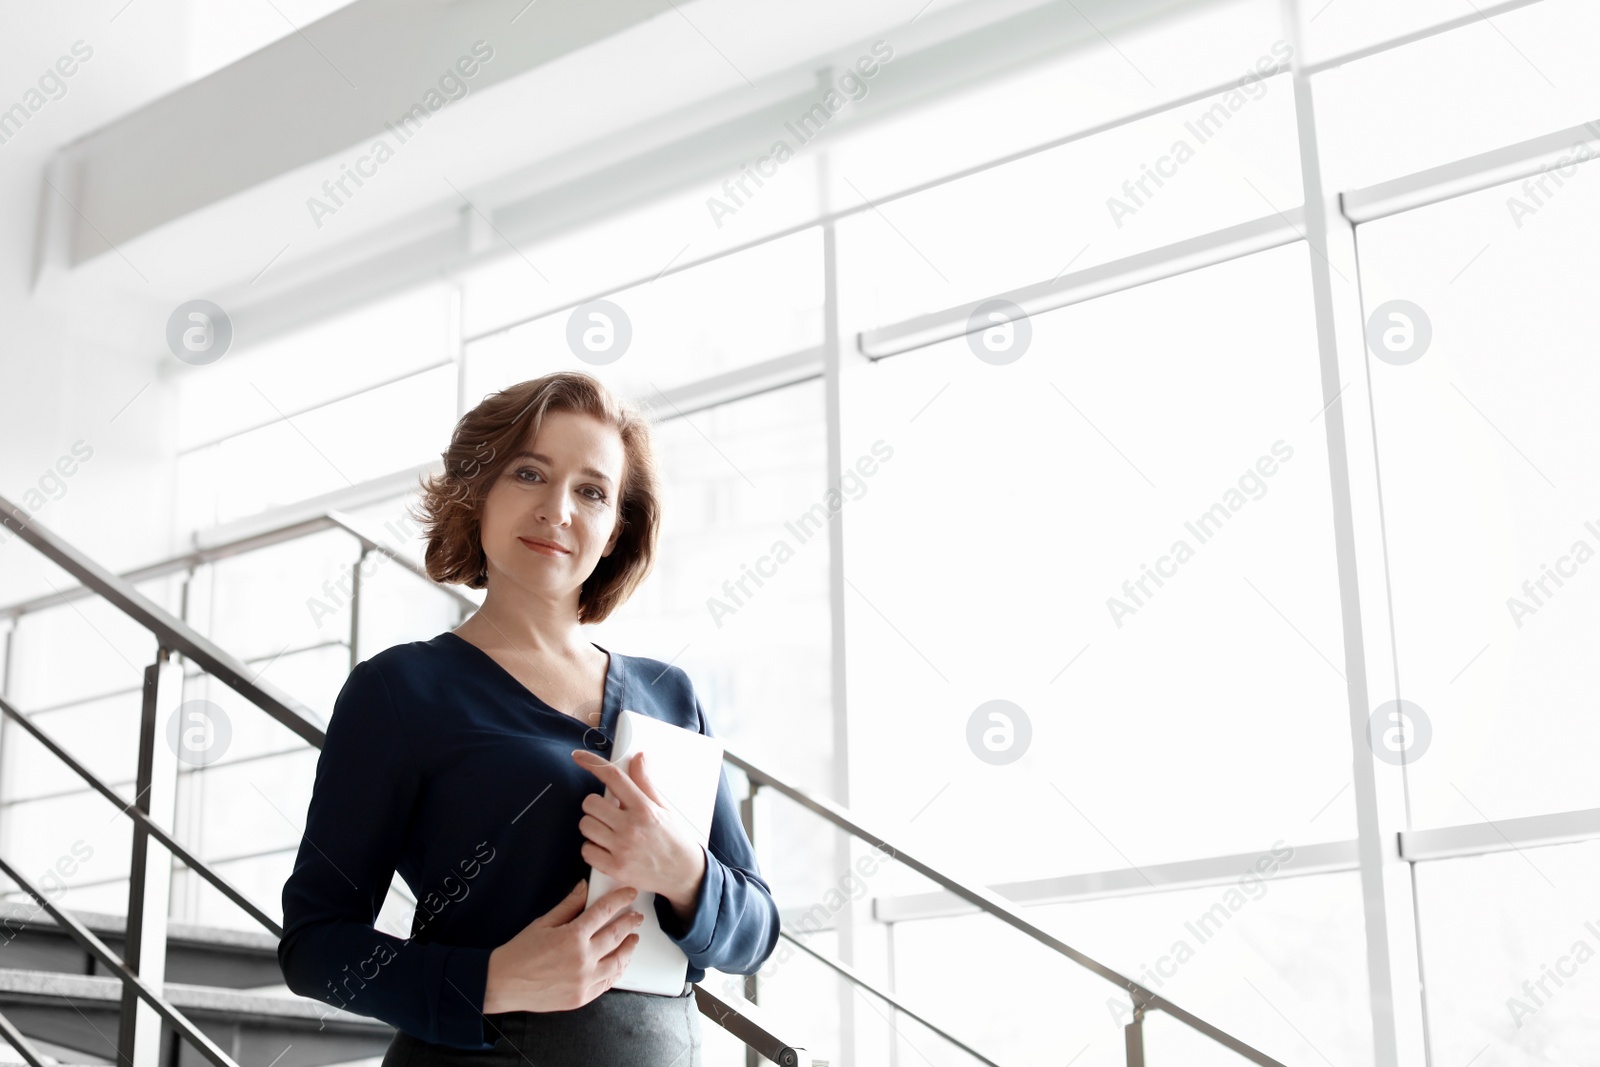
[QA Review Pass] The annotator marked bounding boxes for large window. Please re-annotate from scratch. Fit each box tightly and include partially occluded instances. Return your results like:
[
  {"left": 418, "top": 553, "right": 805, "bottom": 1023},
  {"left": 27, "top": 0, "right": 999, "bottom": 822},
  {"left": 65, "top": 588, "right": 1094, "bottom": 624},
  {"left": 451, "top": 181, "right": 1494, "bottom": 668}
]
[
  {"left": 1357, "top": 170, "right": 1600, "bottom": 827},
  {"left": 462, "top": 227, "right": 824, "bottom": 403},
  {"left": 840, "top": 242, "right": 1352, "bottom": 881},
  {"left": 173, "top": 283, "right": 455, "bottom": 530},
  {"left": 8, "top": 3, "right": 1600, "bottom": 1065}
]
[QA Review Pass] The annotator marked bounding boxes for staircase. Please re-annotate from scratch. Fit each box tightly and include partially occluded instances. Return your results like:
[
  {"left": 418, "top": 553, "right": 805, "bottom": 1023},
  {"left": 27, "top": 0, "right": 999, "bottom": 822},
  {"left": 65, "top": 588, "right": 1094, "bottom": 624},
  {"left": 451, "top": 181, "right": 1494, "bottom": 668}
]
[
  {"left": 0, "top": 495, "right": 1292, "bottom": 1067},
  {"left": 0, "top": 900, "right": 389, "bottom": 1067}
]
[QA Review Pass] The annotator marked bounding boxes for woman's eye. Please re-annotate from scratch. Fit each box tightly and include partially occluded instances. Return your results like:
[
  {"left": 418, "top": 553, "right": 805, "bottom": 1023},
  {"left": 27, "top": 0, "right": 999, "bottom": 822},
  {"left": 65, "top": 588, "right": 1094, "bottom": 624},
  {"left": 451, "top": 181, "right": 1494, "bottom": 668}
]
[{"left": 516, "top": 469, "right": 605, "bottom": 502}]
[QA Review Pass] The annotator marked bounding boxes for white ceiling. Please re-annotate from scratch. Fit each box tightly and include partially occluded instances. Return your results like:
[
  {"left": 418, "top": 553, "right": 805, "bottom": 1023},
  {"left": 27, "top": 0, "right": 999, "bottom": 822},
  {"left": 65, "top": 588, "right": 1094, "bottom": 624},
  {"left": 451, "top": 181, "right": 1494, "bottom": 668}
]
[{"left": 36, "top": 0, "right": 1216, "bottom": 362}]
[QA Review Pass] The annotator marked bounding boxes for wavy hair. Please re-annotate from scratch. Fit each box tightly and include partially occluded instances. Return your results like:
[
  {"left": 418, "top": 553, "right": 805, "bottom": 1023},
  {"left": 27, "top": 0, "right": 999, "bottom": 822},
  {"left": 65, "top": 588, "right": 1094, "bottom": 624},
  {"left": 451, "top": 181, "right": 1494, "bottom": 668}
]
[{"left": 414, "top": 371, "right": 660, "bottom": 624}]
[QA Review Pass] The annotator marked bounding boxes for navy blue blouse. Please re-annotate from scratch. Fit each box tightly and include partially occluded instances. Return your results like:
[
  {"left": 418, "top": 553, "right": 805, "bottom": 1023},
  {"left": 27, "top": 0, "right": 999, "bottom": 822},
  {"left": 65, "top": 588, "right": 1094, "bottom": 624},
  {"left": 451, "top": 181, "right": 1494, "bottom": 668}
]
[{"left": 277, "top": 632, "right": 780, "bottom": 1048}]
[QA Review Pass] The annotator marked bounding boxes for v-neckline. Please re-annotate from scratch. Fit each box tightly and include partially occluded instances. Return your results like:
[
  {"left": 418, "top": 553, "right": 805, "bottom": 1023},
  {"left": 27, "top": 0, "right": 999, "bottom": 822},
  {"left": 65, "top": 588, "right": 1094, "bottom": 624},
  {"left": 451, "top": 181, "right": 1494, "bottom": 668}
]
[{"left": 441, "top": 630, "right": 622, "bottom": 736}]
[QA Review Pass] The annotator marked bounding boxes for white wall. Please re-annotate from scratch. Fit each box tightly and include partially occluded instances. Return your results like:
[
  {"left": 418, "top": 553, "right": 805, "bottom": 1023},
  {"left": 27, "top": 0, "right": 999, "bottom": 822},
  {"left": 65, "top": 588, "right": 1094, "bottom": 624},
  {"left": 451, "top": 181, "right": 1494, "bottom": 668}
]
[{"left": 1, "top": 1, "right": 197, "bottom": 596}]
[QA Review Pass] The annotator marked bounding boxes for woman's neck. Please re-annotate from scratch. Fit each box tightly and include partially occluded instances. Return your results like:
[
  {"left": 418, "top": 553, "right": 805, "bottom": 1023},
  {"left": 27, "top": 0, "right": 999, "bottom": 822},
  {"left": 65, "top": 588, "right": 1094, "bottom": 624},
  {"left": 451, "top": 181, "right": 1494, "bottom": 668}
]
[{"left": 460, "top": 583, "right": 588, "bottom": 660}]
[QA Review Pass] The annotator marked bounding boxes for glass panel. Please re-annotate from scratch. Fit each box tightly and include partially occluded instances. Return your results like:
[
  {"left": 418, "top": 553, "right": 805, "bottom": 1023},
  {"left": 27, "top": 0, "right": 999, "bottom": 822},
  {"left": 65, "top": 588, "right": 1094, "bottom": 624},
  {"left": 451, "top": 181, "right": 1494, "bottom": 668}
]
[
  {"left": 842, "top": 243, "right": 1353, "bottom": 886},
  {"left": 3, "top": 690, "right": 141, "bottom": 803},
  {"left": 339, "top": 489, "right": 482, "bottom": 657},
  {"left": 1300, "top": 0, "right": 1492, "bottom": 65},
  {"left": 177, "top": 642, "right": 347, "bottom": 762},
  {"left": 184, "top": 851, "right": 302, "bottom": 931},
  {"left": 176, "top": 362, "right": 457, "bottom": 530},
  {"left": 223, "top": 634, "right": 352, "bottom": 721},
  {"left": 1313, "top": 0, "right": 1600, "bottom": 191},
  {"left": 590, "top": 380, "right": 835, "bottom": 908},
  {"left": 354, "top": 542, "right": 471, "bottom": 661},
  {"left": 198, "top": 528, "right": 356, "bottom": 666},
  {"left": 1356, "top": 159, "right": 1600, "bottom": 827},
  {"left": 459, "top": 170, "right": 821, "bottom": 341},
  {"left": 709, "top": 931, "right": 844, "bottom": 1067},
  {"left": 178, "top": 749, "right": 319, "bottom": 876},
  {"left": 175, "top": 281, "right": 452, "bottom": 452},
  {"left": 1416, "top": 840, "right": 1600, "bottom": 1061},
  {"left": 0, "top": 791, "right": 131, "bottom": 914},
  {"left": 699, "top": 1010, "right": 748, "bottom": 1067},
  {"left": 463, "top": 227, "right": 824, "bottom": 404},
  {"left": 888, "top": 870, "right": 1369, "bottom": 1065},
  {"left": 833, "top": 58, "right": 1303, "bottom": 332},
  {"left": 821, "top": 0, "right": 1284, "bottom": 212},
  {"left": 342, "top": 492, "right": 438, "bottom": 569},
  {"left": 5, "top": 596, "right": 157, "bottom": 713}
]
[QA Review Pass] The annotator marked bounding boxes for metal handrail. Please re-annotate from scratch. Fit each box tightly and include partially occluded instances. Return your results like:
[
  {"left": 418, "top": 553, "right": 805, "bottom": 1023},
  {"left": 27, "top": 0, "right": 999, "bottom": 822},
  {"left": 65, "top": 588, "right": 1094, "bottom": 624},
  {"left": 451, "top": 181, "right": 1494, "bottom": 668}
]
[
  {"left": 0, "top": 1006, "right": 52, "bottom": 1067},
  {"left": 729, "top": 752, "right": 1291, "bottom": 1067},
  {"left": 0, "top": 497, "right": 810, "bottom": 1064},
  {"left": 0, "top": 692, "right": 282, "bottom": 938},
  {"left": 778, "top": 929, "right": 998, "bottom": 1067},
  {"left": 0, "top": 854, "right": 241, "bottom": 1067},
  {"left": 1, "top": 494, "right": 1287, "bottom": 1065},
  {"left": 0, "top": 508, "right": 477, "bottom": 620},
  {"left": 322, "top": 509, "right": 479, "bottom": 609},
  {"left": 0, "top": 498, "right": 323, "bottom": 747},
  {"left": 0, "top": 685, "right": 810, "bottom": 1066},
  {"left": 692, "top": 987, "right": 810, "bottom": 1067}
]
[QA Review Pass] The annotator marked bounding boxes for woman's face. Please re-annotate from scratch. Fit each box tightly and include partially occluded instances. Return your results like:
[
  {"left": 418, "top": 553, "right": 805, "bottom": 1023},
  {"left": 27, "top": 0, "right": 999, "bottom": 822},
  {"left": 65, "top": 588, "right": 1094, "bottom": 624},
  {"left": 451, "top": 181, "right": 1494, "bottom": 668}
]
[{"left": 477, "top": 410, "right": 626, "bottom": 602}]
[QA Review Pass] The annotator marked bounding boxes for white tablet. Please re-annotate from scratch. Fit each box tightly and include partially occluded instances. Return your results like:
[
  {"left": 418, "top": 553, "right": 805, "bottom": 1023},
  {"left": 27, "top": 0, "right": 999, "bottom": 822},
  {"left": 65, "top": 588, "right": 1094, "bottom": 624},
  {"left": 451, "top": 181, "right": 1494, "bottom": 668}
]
[{"left": 585, "top": 709, "right": 725, "bottom": 995}]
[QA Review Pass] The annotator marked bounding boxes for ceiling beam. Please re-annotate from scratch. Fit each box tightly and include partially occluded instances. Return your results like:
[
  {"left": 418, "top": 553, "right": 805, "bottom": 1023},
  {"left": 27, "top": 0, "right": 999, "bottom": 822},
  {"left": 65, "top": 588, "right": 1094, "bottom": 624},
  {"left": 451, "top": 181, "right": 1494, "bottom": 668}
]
[{"left": 59, "top": 0, "right": 675, "bottom": 263}]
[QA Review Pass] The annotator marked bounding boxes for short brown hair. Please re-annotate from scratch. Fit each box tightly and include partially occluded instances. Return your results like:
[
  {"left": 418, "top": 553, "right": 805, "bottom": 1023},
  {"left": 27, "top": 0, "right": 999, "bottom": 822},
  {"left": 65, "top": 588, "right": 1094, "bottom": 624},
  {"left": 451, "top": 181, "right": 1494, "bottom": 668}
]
[{"left": 415, "top": 371, "right": 660, "bottom": 624}]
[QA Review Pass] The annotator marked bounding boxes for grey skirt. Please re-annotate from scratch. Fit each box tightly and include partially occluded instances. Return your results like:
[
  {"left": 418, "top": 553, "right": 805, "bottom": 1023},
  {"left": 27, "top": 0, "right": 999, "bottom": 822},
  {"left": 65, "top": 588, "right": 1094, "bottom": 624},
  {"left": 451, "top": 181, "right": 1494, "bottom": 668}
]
[{"left": 381, "top": 988, "right": 703, "bottom": 1067}]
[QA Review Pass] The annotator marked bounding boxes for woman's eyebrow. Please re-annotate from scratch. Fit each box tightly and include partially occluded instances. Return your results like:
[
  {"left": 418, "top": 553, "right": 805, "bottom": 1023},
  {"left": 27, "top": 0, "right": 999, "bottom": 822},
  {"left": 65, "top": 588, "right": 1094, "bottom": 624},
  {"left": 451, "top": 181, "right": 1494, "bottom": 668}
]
[{"left": 512, "top": 450, "right": 615, "bottom": 486}]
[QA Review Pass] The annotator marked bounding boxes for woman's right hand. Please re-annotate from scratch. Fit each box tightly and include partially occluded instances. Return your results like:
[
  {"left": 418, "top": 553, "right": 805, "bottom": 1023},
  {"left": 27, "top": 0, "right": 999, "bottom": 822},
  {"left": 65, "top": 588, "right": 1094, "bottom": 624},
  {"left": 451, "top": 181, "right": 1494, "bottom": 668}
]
[{"left": 482, "top": 879, "right": 644, "bottom": 1013}]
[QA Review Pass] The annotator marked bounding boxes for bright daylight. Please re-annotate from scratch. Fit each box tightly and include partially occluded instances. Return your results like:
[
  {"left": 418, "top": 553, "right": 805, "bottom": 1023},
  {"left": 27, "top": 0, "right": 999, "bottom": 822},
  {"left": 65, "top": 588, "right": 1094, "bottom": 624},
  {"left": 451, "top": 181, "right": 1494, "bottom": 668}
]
[{"left": 0, "top": 1, "right": 1596, "bottom": 1065}]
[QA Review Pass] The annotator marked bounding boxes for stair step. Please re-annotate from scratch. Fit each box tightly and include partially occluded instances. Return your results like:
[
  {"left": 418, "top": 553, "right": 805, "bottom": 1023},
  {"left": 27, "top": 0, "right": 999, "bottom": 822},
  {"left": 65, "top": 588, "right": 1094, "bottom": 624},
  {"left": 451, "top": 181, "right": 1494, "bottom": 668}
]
[
  {"left": 0, "top": 900, "right": 278, "bottom": 953},
  {"left": 0, "top": 967, "right": 386, "bottom": 1031},
  {"left": 0, "top": 965, "right": 390, "bottom": 1067},
  {"left": 0, "top": 1028, "right": 116, "bottom": 1067},
  {"left": 0, "top": 900, "right": 282, "bottom": 991}
]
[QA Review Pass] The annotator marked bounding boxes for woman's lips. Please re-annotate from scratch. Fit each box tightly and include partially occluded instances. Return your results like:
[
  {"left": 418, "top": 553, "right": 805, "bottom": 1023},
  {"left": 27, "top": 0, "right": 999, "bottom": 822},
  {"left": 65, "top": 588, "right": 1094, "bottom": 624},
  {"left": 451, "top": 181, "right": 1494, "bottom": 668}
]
[{"left": 518, "top": 537, "right": 569, "bottom": 556}]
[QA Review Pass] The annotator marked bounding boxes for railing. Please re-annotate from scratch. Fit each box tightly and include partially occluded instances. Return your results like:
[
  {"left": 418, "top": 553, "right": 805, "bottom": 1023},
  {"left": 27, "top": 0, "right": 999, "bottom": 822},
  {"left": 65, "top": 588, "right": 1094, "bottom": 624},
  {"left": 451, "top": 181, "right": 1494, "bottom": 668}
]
[
  {"left": 0, "top": 507, "right": 479, "bottom": 672},
  {"left": 0, "top": 497, "right": 816, "bottom": 1066},
  {"left": 731, "top": 756, "right": 1289, "bottom": 1066},
  {"left": 0, "top": 495, "right": 1292, "bottom": 1066}
]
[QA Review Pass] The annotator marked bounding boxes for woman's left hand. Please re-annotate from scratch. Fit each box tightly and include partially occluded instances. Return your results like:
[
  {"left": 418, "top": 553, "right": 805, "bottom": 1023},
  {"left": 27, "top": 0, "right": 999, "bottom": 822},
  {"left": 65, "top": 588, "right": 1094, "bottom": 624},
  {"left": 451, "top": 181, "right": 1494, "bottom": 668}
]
[{"left": 572, "top": 749, "right": 707, "bottom": 923}]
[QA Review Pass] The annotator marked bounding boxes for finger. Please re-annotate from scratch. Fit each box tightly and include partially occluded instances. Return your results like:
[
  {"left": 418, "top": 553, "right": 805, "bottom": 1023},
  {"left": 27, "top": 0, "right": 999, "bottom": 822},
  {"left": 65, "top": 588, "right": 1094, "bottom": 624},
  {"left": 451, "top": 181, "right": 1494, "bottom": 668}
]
[
  {"left": 599, "top": 931, "right": 640, "bottom": 973},
  {"left": 581, "top": 791, "right": 623, "bottom": 828},
  {"left": 591, "top": 931, "right": 640, "bottom": 991},
  {"left": 628, "top": 751, "right": 667, "bottom": 806},
  {"left": 574, "top": 884, "right": 639, "bottom": 936},
  {"left": 571, "top": 750, "right": 650, "bottom": 808},
  {"left": 577, "top": 814, "right": 616, "bottom": 850},
  {"left": 581, "top": 841, "right": 617, "bottom": 876},
  {"left": 590, "top": 904, "right": 644, "bottom": 954},
  {"left": 587, "top": 930, "right": 637, "bottom": 1000},
  {"left": 571, "top": 750, "right": 649, "bottom": 808},
  {"left": 531, "top": 879, "right": 588, "bottom": 928}
]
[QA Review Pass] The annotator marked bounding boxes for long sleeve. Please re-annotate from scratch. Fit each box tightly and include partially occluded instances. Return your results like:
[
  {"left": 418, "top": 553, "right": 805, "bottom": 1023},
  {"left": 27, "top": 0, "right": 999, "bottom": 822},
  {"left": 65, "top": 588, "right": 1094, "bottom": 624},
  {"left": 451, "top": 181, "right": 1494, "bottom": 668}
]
[
  {"left": 277, "top": 659, "right": 495, "bottom": 1049},
  {"left": 653, "top": 677, "right": 781, "bottom": 976}
]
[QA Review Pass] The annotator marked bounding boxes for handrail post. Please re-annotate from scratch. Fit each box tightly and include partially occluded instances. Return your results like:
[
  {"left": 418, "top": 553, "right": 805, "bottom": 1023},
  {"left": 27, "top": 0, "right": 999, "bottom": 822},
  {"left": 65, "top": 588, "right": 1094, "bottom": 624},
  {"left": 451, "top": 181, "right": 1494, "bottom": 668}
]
[
  {"left": 118, "top": 648, "right": 182, "bottom": 1067},
  {"left": 0, "top": 618, "right": 13, "bottom": 703},
  {"left": 349, "top": 546, "right": 368, "bottom": 672},
  {"left": 0, "top": 853, "right": 241, "bottom": 1067},
  {"left": 0, "top": 619, "right": 15, "bottom": 840},
  {"left": 1124, "top": 1004, "right": 1146, "bottom": 1067},
  {"left": 739, "top": 779, "right": 760, "bottom": 1067}
]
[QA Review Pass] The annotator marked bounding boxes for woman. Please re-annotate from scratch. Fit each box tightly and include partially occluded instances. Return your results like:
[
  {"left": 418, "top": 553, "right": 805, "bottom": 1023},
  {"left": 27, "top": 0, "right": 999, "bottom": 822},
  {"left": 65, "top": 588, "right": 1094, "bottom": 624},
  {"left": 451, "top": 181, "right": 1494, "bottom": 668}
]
[{"left": 277, "top": 371, "right": 780, "bottom": 1066}]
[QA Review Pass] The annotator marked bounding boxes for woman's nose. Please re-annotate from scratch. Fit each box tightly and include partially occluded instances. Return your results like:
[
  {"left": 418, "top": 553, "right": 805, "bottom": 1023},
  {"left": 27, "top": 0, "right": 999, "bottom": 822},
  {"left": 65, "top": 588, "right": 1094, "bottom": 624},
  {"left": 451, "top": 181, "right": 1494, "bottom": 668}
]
[{"left": 536, "top": 487, "right": 575, "bottom": 525}]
